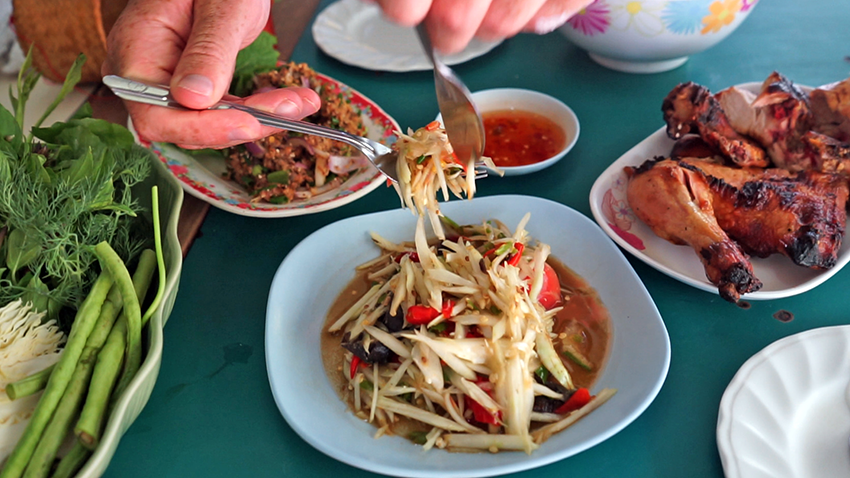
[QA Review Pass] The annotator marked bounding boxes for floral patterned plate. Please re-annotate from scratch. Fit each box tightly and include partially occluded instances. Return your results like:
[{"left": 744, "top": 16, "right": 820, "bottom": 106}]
[
  {"left": 137, "top": 73, "right": 400, "bottom": 218},
  {"left": 588, "top": 82, "right": 850, "bottom": 300}
]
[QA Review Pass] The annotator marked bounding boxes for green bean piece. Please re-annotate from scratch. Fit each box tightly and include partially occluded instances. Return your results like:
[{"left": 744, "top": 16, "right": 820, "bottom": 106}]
[
  {"left": 0, "top": 272, "right": 113, "bottom": 478},
  {"left": 5, "top": 365, "right": 54, "bottom": 401},
  {"left": 23, "top": 251, "right": 156, "bottom": 476},
  {"left": 50, "top": 442, "right": 90, "bottom": 478},
  {"left": 74, "top": 322, "right": 125, "bottom": 450},
  {"left": 112, "top": 187, "right": 166, "bottom": 400},
  {"left": 93, "top": 242, "right": 142, "bottom": 405},
  {"left": 74, "top": 249, "right": 156, "bottom": 450}
]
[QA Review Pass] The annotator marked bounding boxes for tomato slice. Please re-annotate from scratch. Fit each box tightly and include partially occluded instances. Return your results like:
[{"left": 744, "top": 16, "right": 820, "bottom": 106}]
[{"left": 537, "top": 263, "right": 562, "bottom": 310}]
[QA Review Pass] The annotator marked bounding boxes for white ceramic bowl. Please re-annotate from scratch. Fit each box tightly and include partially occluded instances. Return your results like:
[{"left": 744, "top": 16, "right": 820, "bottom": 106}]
[
  {"left": 435, "top": 88, "right": 580, "bottom": 176},
  {"left": 559, "top": 0, "right": 760, "bottom": 73}
]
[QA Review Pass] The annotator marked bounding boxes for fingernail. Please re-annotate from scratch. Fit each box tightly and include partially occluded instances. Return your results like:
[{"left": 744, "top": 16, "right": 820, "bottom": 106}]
[
  {"left": 177, "top": 74, "right": 214, "bottom": 98},
  {"left": 274, "top": 98, "right": 300, "bottom": 116},
  {"left": 530, "top": 13, "right": 570, "bottom": 34},
  {"left": 228, "top": 127, "right": 255, "bottom": 143}
]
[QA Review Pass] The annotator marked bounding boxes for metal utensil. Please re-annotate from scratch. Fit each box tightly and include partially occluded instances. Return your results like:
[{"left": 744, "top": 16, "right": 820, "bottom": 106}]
[
  {"left": 415, "top": 23, "right": 485, "bottom": 167},
  {"left": 102, "top": 75, "right": 402, "bottom": 183}
]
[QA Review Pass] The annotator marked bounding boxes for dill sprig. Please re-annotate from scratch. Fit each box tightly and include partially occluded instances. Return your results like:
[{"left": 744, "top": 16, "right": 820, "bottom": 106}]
[{"left": 0, "top": 52, "right": 154, "bottom": 327}]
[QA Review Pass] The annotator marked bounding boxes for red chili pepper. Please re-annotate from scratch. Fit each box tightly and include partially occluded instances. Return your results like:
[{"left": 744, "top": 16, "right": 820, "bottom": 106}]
[
  {"left": 506, "top": 243, "right": 525, "bottom": 267},
  {"left": 407, "top": 305, "right": 441, "bottom": 325},
  {"left": 441, "top": 300, "right": 455, "bottom": 319},
  {"left": 555, "top": 388, "right": 592, "bottom": 414},
  {"left": 468, "top": 398, "right": 501, "bottom": 425},
  {"left": 425, "top": 120, "right": 441, "bottom": 131},
  {"left": 394, "top": 252, "right": 420, "bottom": 263},
  {"left": 349, "top": 356, "right": 362, "bottom": 379},
  {"left": 466, "top": 325, "right": 482, "bottom": 338}
]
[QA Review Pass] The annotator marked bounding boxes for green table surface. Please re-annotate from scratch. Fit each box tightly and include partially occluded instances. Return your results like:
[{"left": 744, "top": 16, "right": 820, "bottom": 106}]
[{"left": 105, "top": 1, "right": 850, "bottom": 476}]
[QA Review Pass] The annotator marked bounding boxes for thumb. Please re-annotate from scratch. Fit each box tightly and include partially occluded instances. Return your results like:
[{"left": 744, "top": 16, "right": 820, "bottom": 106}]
[{"left": 171, "top": 0, "right": 270, "bottom": 109}]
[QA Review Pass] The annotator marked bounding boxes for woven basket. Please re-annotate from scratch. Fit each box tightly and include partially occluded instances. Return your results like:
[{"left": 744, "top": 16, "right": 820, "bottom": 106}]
[{"left": 12, "top": 0, "right": 128, "bottom": 83}]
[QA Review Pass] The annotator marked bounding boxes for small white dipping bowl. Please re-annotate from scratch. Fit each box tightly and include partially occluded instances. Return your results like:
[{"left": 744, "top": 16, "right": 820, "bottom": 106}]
[{"left": 435, "top": 88, "right": 580, "bottom": 176}]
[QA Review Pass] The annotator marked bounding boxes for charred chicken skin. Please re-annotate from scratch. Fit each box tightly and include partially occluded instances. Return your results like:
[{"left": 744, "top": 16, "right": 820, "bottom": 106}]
[
  {"left": 810, "top": 77, "right": 850, "bottom": 143},
  {"left": 626, "top": 158, "right": 849, "bottom": 302},
  {"left": 625, "top": 158, "right": 762, "bottom": 303},
  {"left": 679, "top": 158, "right": 848, "bottom": 269},
  {"left": 675, "top": 72, "right": 850, "bottom": 172},
  {"left": 633, "top": 73, "right": 850, "bottom": 303},
  {"left": 662, "top": 82, "right": 770, "bottom": 168}
]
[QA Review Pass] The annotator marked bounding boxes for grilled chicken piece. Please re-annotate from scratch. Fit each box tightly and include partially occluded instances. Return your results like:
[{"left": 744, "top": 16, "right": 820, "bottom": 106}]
[
  {"left": 714, "top": 72, "right": 814, "bottom": 170},
  {"left": 679, "top": 158, "right": 848, "bottom": 269},
  {"left": 670, "top": 136, "right": 721, "bottom": 160},
  {"left": 810, "top": 78, "right": 850, "bottom": 142},
  {"left": 713, "top": 72, "right": 850, "bottom": 172},
  {"left": 627, "top": 158, "right": 849, "bottom": 302},
  {"left": 662, "top": 82, "right": 769, "bottom": 168},
  {"left": 625, "top": 159, "right": 762, "bottom": 303}
]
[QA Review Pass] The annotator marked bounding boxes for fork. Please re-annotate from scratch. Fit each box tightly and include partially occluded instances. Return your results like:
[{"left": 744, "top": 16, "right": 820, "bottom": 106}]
[
  {"left": 415, "top": 24, "right": 486, "bottom": 169},
  {"left": 102, "top": 75, "right": 405, "bottom": 182}
]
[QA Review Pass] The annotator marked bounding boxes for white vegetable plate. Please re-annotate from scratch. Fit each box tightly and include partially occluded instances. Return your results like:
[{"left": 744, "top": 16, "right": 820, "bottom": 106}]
[
  {"left": 135, "top": 72, "right": 399, "bottom": 218},
  {"left": 717, "top": 325, "right": 850, "bottom": 478},
  {"left": 588, "top": 82, "right": 850, "bottom": 301},
  {"left": 312, "top": 0, "right": 502, "bottom": 72},
  {"left": 265, "top": 194, "right": 670, "bottom": 478}
]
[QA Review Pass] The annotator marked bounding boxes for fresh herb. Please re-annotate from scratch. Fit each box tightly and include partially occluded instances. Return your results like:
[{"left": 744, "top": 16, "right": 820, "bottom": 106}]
[
  {"left": 0, "top": 52, "right": 152, "bottom": 326},
  {"left": 266, "top": 169, "right": 290, "bottom": 184},
  {"left": 534, "top": 366, "right": 550, "bottom": 383},
  {"left": 230, "top": 31, "right": 280, "bottom": 97},
  {"left": 409, "top": 431, "right": 428, "bottom": 445}
]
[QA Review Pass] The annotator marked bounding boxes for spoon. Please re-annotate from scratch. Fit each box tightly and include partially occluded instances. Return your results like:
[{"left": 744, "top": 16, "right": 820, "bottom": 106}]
[{"left": 415, "top": 23, "right": 486, "bottom": 167}]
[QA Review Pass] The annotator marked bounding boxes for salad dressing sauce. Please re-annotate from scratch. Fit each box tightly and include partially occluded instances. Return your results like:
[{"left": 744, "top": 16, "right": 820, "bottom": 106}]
[{"left": 482, "top": 110, "right": 567, "bottom": 167}]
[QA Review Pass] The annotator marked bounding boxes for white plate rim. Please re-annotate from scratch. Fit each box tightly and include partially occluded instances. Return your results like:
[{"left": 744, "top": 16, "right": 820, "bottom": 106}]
[
  {"left": 588, "top": 82, "right": 850, "bottom": 300},
  {"left": 265, "top": 194, "right": 670, "bottom": 477},
  {"left": 312, "top": 0, "right": 502, "bottom": 72},
  {"left": 716, "top": 325, "right": 850, "bottom": 478}
]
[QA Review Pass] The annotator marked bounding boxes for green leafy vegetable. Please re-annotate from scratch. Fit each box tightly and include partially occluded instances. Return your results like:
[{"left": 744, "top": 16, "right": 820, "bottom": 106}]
[
  {"left": 230, "top": 31, "right": 280, "bottom": 97},
  {"left": 0, "top": 51, "right": 154, "bottom": 327}
]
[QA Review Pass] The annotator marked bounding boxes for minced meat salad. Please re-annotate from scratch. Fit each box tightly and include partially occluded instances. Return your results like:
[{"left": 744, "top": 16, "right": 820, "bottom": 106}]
[{"left": 224, "top": 62, "right": 368, "bottom": 204}]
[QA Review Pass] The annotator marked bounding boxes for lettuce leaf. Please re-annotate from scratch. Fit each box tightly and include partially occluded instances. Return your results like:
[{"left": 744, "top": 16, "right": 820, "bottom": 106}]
[{"left": 230, "top": 31, "right": 280, "bottom": 97}]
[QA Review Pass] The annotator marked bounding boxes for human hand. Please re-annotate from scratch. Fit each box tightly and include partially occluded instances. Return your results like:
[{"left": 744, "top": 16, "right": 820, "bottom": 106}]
[
  {"left": 103, "top": 0, "right": 320, "bottom": 149},
  {"left": 374, "top": 0, "right": 594, "bottom": 54}
]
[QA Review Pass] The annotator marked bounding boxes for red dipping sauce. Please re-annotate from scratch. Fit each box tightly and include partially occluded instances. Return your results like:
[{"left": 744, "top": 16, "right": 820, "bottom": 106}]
[{"left": 483, "top": 109, "right": 567, "bottom": 167}]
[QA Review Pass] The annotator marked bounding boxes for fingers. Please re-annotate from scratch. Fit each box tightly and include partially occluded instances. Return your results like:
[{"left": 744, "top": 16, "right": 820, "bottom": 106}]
[
  {"left": 475, "top": 0, "right": 549, "bottom": 41},
  {"left": 374, "top": 0, "right": 433, "bottom": 26},
  {"left": 522, "top": 0, "right": 593, "bottom": 34},
  {"left": 102, "top": 0, "right": 193, "bottom": 83},
  {"left": 170, "top": 0, "right": 270, "bottom": 109},
  {"left": 130, "top": 87, "right": 320, "bottom": 148},
  {"left": 373, "top": 0, "right": 594, "bottom": 54}
]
